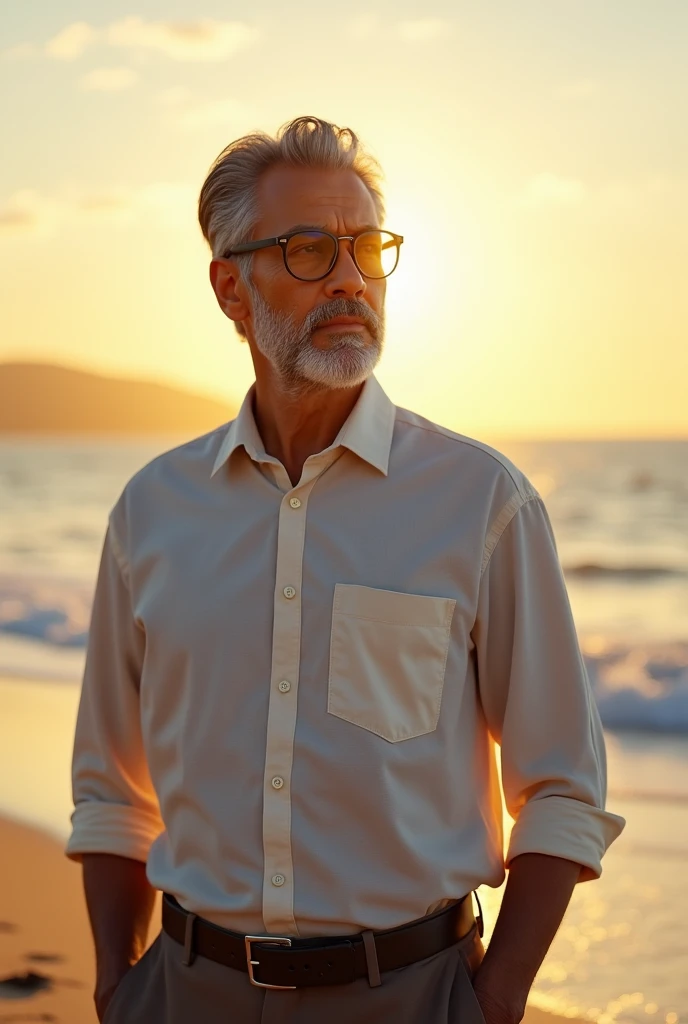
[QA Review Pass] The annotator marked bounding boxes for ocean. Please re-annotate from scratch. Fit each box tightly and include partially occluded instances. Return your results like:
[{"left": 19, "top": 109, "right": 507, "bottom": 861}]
[{"left": 0, "top": 436, "right": 687, "bottom": 1023}]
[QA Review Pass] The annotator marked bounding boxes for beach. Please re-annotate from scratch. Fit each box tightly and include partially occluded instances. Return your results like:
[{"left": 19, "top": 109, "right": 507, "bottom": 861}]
[
  {"left": 0, "top": 812, "right": 162, "bottom": 1023},
  {"left": 0, "top": 810, "right": 586, "bottom": 1024}
]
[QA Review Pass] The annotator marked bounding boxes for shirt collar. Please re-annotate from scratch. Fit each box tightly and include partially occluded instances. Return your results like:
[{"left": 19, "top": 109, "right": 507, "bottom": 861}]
[{"left": 211, "top": 373, "right": 395, "bottom": 479}]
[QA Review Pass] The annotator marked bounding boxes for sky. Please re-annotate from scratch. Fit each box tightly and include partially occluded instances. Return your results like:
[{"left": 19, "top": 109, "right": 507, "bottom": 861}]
[{"left": 1, "top": 0, "right": 687, "bottom": 439}]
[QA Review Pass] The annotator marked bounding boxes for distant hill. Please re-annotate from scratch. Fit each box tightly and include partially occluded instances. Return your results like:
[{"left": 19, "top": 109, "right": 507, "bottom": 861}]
[{"left": 0, "top": 362, "right": 236, "bottom": 433}]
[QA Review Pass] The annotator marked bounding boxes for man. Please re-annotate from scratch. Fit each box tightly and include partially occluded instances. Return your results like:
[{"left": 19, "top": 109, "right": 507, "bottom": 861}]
[{"left": 66, "top": 116, "right": 625, "bottom": 1024}]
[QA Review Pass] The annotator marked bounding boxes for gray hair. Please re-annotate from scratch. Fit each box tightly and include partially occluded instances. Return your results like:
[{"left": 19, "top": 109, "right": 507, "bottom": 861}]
[{"left": 198, "top": 116, "right": 385, "bottom": 337}]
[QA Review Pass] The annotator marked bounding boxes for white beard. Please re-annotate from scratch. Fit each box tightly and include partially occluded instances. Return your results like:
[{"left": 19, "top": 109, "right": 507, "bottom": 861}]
[{"left": 246, "top": 283, "right": 385, "bottom": 398}]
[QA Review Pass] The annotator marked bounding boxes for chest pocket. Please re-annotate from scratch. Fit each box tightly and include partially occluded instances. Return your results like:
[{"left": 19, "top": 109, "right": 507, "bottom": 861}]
[{"left": 328, "top": 584, "right": 456, "bottom": 743}]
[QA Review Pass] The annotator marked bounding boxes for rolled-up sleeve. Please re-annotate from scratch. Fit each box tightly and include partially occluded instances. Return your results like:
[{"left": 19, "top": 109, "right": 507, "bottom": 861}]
[
  {"left": 472, "top": 490, "right": 625, "bottom": 882},
  {"left": 65, "top": 514, "right": 163, "bottom": 863}
]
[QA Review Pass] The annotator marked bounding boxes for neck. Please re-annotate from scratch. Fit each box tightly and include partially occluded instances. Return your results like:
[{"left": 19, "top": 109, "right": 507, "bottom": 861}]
[{"left": 252, "top": 372, "right": 364, "bottom": 487}]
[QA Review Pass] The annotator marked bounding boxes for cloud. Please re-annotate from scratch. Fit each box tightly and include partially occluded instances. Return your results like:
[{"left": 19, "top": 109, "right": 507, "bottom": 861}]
[
  {"left": 522, "top": 173, "right": 587, "bottom": 207},
  {"left": 46, "top": 22, "right": 97, "bottom": 60},
  {"left": 0, "top": 190, "right": 65, "bottom": 235},
  {"left": 107, "top": 17, "right": 258, "bottom": 62},
  {"left": 0, "top": 207, "right": 37, "bottom": 230},
  {"left": 397, "top": 19, "right": 447, "bottom": 42},
  {"left": 11, "top": 18, "right": 259, "bottom": 67},
  {"left": 79, "top": 67, "right": 138, "bottom": 92}
]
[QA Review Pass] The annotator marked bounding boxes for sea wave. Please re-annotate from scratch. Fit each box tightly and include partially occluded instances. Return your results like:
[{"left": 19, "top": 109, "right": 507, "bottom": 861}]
[
  {"left": 2, "top": 574, "right": 688, "bottom": 734},
  {"left": 0, "top": 574, "right": 92, "bottom": 648},
  {"left": 579, "top": 641, "right": 688, "bottom": 734}
]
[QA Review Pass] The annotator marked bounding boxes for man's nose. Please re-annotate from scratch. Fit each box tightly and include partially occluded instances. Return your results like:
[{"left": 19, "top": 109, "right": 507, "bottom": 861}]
[{"left": 323, "top": 241, "right": 366, "bottom": 299}]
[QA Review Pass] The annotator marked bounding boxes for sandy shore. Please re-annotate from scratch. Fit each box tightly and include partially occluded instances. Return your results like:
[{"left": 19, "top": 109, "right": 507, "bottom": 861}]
[
  {"left": 0, "top": 815, "right": 162, "bottom": 1022},
  {"left": 0, "top": 814, "right": 587, "bottom": 1024}
]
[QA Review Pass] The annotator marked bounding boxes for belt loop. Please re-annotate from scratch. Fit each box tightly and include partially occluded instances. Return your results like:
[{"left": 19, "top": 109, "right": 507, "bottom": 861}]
[
  {"left": 361, "top": 930, "right": 382, "bottom": 988},
  {"left": 472, "top": 890, "right": 484, "bottom": 939},
  {"left": 182, "top": 911, "right": 198, "bottom": 967}
]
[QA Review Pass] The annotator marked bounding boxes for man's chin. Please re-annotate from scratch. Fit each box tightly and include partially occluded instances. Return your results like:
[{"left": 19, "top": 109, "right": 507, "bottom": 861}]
[
  {"left": 310, "top": 330, "right": 371, "bottom": 351},
  {"left": 297, "top": 347, "right": 380, "bottom": 390}
]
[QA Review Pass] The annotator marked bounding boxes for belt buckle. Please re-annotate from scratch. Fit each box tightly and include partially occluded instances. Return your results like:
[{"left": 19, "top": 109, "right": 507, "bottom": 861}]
[{"left": 244, "top": 935, "right": 296, "bottom": 990}]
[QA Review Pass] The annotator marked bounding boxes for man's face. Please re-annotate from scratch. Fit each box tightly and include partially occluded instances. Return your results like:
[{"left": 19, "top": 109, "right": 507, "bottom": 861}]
[{"left": 237, "top": 165, "right": 386, "bottom": 394}]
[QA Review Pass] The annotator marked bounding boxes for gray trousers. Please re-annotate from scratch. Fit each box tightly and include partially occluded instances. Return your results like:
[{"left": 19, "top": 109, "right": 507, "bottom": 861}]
[{"left": 103, "top": 922, "right": 487, "bottom": 1024}]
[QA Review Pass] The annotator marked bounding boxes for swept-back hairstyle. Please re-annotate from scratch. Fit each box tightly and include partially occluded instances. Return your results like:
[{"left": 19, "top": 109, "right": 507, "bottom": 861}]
[
  {"left": 198, "top": 117, "right": 385, "bottom": 338},
  {"left": 198, "top": 115, "right": 385, "bottom": 260}
]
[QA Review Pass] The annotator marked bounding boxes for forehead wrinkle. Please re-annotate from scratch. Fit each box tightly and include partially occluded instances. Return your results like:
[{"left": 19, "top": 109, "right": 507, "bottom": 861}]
[
  {"left": 308, "top": 193, "right": 376, "bottom": 213},
  {"left": 255, "top": 176, "right": 380, "bottom": 238},
  {"left": 310, "top": 192, "right": 366, "bottom": 204},
  {"left": 283, "top": 222, "right": 380, "bottom": 234},
  {"left": 288, "top": 195, "right": 379, "bottom": 233}
]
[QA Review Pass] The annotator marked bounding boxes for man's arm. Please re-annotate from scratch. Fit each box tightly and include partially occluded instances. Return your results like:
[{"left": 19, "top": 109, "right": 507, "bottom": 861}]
[
  {"left": 472, "top": 852, "right": 581, "bottom": 1022},
  {"left": 470, "top": 490, "right": 626, "bottom": 1019},
  {"left": 83, "top": 853, "right": 156, "bottom": 1021},
  {"left": 65, "top": 519, "right": 164, "bottom": 1019}
]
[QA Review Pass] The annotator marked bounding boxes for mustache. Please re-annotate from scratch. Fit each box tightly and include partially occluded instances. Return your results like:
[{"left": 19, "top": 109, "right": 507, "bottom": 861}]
[{"left": 303, "top": 299, "right": 383, "bottom": 336}]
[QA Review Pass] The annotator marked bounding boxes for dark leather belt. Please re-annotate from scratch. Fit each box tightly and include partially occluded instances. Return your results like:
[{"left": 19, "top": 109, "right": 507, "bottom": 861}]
[{"left": 162, "top": 892, "right": 483, "bottom": 989}]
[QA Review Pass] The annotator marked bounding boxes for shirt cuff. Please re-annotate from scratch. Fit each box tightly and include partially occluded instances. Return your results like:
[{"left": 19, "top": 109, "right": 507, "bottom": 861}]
[
  {"left": 65, "top": 801, "right": 163, "bottom": 864},
  {"left": 505, "top": 794, "right": 626, "bottom": 882}
]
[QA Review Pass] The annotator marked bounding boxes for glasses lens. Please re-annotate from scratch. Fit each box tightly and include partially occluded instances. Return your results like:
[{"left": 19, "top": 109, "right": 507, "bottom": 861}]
[
  {"left": 285, "top": 231, "right": 336, "bottom": 280},
  {"left": 354, "top": 231, "right": 399, "bottom": 279}
]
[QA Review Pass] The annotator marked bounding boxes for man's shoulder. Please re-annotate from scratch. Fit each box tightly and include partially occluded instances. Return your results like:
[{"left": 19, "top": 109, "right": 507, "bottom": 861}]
[
  {"left": 113, "top": 420, "right": 232, "bottom": 512},
  {"left": 393, "top": 404, "right": 537, "bottom": 501}
]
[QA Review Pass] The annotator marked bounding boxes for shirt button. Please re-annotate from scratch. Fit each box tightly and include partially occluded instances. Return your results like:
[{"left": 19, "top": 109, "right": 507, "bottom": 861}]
[
  {"left": 272, "top": 874, "right": 285, "bottom": 887},
  {"left": 271, "top": 776, "right": 284, "bottom": 789},
  {"left": 289, "top": 497, "right": 302, "bottom": 509},
  {"left": 278, "top": 680, "right": 291, "bottom": 693},
  {"left": 283, "top": 586, "right": 296, "bottom": 599}
]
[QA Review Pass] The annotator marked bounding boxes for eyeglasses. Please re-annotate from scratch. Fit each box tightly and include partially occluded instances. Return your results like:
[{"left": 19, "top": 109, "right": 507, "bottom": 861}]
[{"left": 223, "top": 229, "right": 404, "bottom": 281}]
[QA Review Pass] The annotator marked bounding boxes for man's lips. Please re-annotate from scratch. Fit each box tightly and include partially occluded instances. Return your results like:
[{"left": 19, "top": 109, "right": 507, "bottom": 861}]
[{"left": 316, "top": 316, "right": 367, "bottom": 329}]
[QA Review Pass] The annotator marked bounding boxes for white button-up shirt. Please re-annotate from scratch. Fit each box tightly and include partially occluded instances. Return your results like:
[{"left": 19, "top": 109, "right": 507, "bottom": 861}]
[{"left": 66, "top": 374, "right": 625, "bottom": 937}]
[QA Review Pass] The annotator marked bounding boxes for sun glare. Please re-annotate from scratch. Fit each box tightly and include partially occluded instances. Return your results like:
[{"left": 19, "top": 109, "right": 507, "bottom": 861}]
[{"left": 383, "top": 192, "right": 474, "bottom": 347}]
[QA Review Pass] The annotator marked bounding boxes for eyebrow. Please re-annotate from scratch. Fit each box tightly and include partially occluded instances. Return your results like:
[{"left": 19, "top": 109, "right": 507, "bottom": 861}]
[{"left": 280, "top": 223, "right": 380, "bottom": 236}]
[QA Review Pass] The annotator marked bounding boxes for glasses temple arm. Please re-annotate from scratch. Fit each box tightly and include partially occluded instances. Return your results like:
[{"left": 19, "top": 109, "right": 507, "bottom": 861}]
[{"left": 223, "top": 238, "right": 280, "bottom": 257}]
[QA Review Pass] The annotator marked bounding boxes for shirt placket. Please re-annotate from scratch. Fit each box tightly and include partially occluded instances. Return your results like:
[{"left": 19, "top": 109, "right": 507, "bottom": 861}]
[{"left": 261, "top": 451, "right": 342, "bottom": 935}]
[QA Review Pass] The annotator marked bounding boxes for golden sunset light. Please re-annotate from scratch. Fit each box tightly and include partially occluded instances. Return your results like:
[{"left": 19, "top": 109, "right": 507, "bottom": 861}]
[
  {"left": 2, "top": 2, "right": 686, "bottom": 437},
  {"left": 1, "top": 7, "right": 687, "bottom": 1024}
]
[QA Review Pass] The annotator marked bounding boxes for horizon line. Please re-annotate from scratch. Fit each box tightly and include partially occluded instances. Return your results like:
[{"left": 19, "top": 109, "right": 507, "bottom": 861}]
[{"left": 2, "top": 357, "right": 686, "bottom": 443}]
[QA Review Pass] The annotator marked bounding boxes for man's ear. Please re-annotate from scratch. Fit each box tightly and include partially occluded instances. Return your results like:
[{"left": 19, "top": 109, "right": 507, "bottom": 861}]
[{"left": 209, "top": 258, "right": 250, "bottom": 328}]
